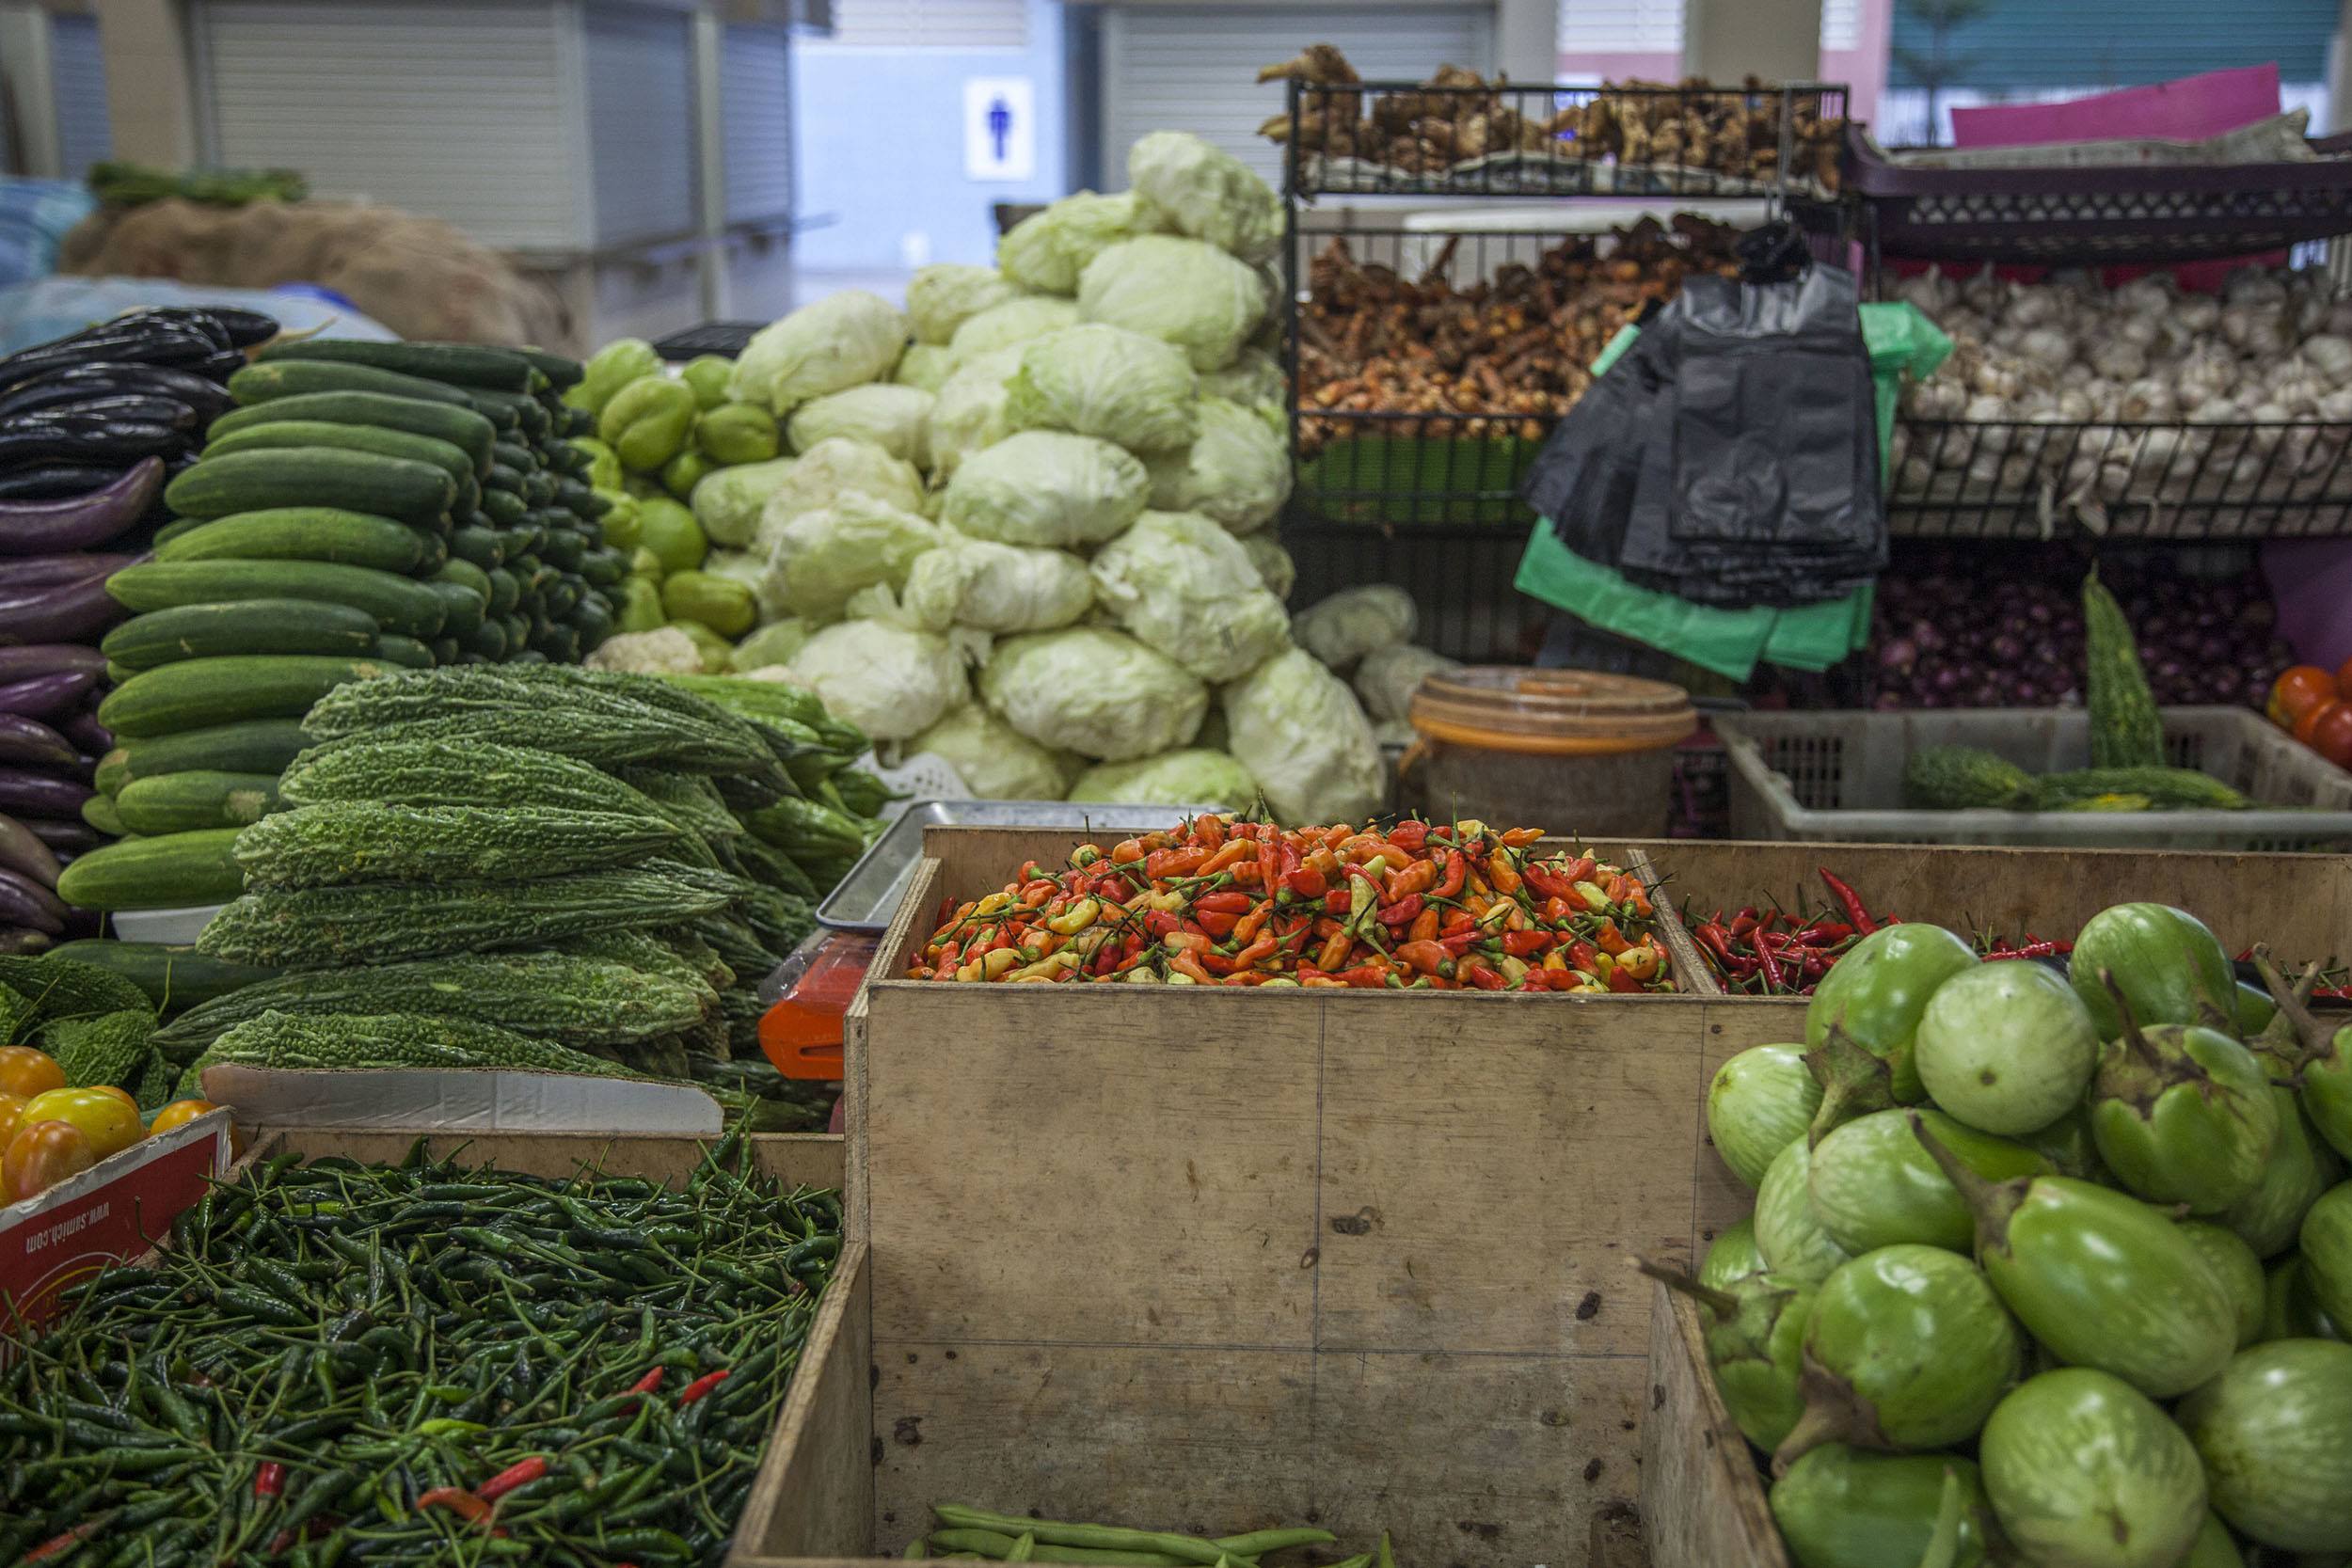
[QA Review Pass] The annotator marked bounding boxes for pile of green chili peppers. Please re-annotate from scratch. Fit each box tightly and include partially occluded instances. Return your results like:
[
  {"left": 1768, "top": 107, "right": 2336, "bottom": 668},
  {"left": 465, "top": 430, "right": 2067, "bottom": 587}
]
[
  {"left": 912, "top": 1505, "right": 1397, "bottom": 1568},
  {"left": 0, "top": 1132, "right": 841, "bottom": 1568}
]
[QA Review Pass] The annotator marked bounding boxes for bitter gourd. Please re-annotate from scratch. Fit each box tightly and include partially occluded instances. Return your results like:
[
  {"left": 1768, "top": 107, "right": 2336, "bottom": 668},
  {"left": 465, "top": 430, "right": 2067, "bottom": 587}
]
[
  {"left": 613, "top": 767, "right": 744, "bottom": 845},
  {"left": 153, "top": 950, "right": 715, "bottom": 1054},
  {"left": 2084, "top": 570, "right": 2166, "bottom": 769},
  {"left": 727, "top": 832, "right": 818, "bottom": 900},
  {"left": 178, "top": 1009, "right": 650, "bottom": 1098},
  {"left": 39, "top": 1008, "right": 157, "bottom": 1089},
  {"left": 1902, "top": 746, "right": 2038, "bottom": 811},
  {"left": 233, "top": 803, "right": 684, "bottom": 889},
  {"left": 2032, "top": 767, "right": 2249, "bottom": 812},
  {"left": 2, "top": 957, "right": 152, "bottom": 1026},
  {"left": 196, "top": 863, "right": 737, "bottom": 969},
  {"left": 278, "top": 737, "right": 658, "bottom": 816},
  {"left": 295, "top": 708, "right": 766, "bottom": 775},
  {"left": 553, "top": 929, "right": 734, "bottom": 1000}
]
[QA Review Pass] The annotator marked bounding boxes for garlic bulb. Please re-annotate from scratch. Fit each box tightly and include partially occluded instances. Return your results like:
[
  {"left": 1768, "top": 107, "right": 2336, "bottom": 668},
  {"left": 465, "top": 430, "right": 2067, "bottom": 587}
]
[
  {"left": 2090, "top": 339, "right": 2147, "bottom": 381},
  {"left": 2118, "top": 378, "right": 2176, "bottom": 421},
  {"left": 2017, "top": 326, "right": 2074, "bottom": 371},
  {"left": 2175, "top": 295, "right": 2221, "bottom": 334},
  {"left": 2303, "top": 333, "right": 2352, "bottom": 386}
]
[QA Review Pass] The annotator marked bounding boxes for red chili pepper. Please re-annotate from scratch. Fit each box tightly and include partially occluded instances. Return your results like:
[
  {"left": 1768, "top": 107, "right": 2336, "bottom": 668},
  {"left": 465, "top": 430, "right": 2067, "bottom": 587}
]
[
  {"left": 1438, "top": 929, "right": 1481, "bottom": 958},
  {"left": 1606, "top": 965, "right": 1646, "bottom": 993},
  {"left": 1432, "top": 849, "right": 1468, "bottom": 900},
  {"left": 1460, "top": 961, "right": 1507, "bottom": 991},
  {"left": 1142, "top": 909, "right": 1180, "bottom": 941},
  {"left": 1519, "top": 864, "right": 1573, "bottom": 901},
  {"left": 1196, "top": 911, "right": 1241, "bottom": 939},
  {"left": 1984, "top": 941, "right": 2068, "bottom": 960},
  {"left": 26, "top": 1523, "right": 106, "bottom": 1562},
  {"left": 1389, "top": 819, "right": 1429, "bottom": 853},
  {"left": 1322, "top": 888, "right": 1351, "bottom": 915},
  {"left": 475, "top": 1456, "right": 548, "bottom": 1502},
  {"left": 1328, "top": 964, "right": 1391, "bottom": 989},
  {"left": 629, "top": 1368, "right": 666, "bottom": 1396},
  {"left": 255, "top": 1462, "right": 287, "bottom": 1499},
  {"left": 1819, "top": 869, "right": 1877, "bottom": 934},
  {"left": 677, "top": 1370, "right": 732, "bottom": 1406},
  {"left": 417, "top": 1488, "right": 493, "bottom": 1525},
  {"left": 1194, "top": 891, "right": 1252, "bottom": 916},
  {"left": 1375, "top": 894, "right": 1423, "bottom": 928},
  {"left": 1755, "top": 939, "right": 1787, "bottom": 993},
  {"left": 1501, "top": 930, "right": 1551, "bottom": 958}
]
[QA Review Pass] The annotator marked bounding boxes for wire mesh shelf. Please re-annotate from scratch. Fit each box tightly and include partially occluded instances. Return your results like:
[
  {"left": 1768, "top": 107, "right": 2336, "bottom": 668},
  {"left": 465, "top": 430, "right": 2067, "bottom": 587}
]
[
  {"left": 1890, "top": 417, "right": 2352, "bottom": 539},
  {"left": 1278, "top": 78, "right": 1850, "bottom": 201},
  {"left": 1280, "top": 518, "right": 1547, "bottom": 663}
]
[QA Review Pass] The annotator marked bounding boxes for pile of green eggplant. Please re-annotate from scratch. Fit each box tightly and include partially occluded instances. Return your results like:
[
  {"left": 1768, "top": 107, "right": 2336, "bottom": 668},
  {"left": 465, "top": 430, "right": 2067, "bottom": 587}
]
[{"left": 1693, "top": 902, "right": 2352, "bottom": 1568}]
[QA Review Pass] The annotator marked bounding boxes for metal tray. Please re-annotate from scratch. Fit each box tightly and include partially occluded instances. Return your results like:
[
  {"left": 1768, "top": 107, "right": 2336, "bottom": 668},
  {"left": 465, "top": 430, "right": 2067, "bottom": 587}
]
[{"left": 814, "top": 800, "right": 1218, "bottom": 934}]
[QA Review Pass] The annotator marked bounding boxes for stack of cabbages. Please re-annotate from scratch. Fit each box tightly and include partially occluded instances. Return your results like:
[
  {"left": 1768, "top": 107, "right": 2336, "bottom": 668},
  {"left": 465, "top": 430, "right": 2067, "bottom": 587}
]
[
  {"left": 590, "top": 132, "right": 1386, "bottom": 825},
  {"left": 1696, "top": 905, "right": 2352, "bottom": 1568}
]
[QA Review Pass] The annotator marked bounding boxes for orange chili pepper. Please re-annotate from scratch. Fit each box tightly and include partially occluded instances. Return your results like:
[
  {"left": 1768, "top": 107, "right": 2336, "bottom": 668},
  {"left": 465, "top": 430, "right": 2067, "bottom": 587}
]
[
  {"left": 1498, "top": 827, "right": 1545, "bottom": 847},
  {"left": 1170, "top": 951, "right": 1216, "bottom": 985},
  {"left": 1486, "top": 853, "right": 1522, "bottom": 896},
  {"left": 1406, "top": 906, "right": 1440, "bottom": 944},
  {"left": 1195, "top": 814, "right": 1227, "bottom": 851},
  {"left": 1538, "top": 895, "right": 1575, "bottom": 926},
  {"left": 1164, "top": 931, "right": 1211, "bottom": 955},
  {"left": 1616, "top": 942, "right": 1662, "bottom": 981},
  {"left": 1200, "top": 840, "right": 1254, "bottom": 876},
  {"left": 1594, "top": 920, "right": 1630, "bottom": 957},
  {"left": 1393, "top": 939, "right": 1450, "bottom": 974},
  {"left": 1316, "top": 927, "right": 1354, "bottom": 972},
  {"left": 1232, "top": 900, "right": 1273, "bottom": 946},
  {"left": 1145, "top": 847, "right": 1208, "bottom": 879},
  {"left": 1384, "top": 858, "right": 1437, "bottom": 902},
  {"left": 417, "top": 1488, "right": 492, "bottom": 1526},
  {"left": 1110, "top": 838, "right": 1146, "bottom": 864}
]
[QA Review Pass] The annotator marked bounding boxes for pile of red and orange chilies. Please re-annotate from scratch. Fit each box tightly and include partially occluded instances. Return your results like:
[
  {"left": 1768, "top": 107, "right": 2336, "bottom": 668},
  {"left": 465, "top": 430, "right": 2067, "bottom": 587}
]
[
  {"left": 912, "top": 816, "right": 1676, "bottom": 991},
  {"left": 1689, "top": 868, "right": 1899, "bottom": 996}
]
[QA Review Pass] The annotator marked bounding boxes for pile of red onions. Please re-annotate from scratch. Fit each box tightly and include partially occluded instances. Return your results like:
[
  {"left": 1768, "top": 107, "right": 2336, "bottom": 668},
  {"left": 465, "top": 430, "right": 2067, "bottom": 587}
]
[{"left": 1868, "top": 548, "right": 2294, "bottom": 712}]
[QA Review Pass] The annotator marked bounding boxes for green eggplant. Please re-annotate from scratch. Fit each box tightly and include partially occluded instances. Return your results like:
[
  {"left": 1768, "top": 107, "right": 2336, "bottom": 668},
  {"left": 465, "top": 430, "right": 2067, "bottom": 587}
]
[
  {"left": 1979, "top": 1368, "right": 2208, "bottom": 1568},
  {"left": 2175, "top": 1219, "right": 2265, "bottom": 1348},
  {"left": 2226, "top": 1089, "right": 2343, "bottom": 1259},
  {"left": 2262, "top": 1257, "right": 2343, "bottom": 1342},
  {"left": 2254, "top": 950, "right": 2352, "bottom": 1161},
  {"left": 1915, "top": 1119, "right": 2237, "bottom": 1398},
  {"left": 1804, "top": 924, "right": 1979, "bottom": 1126},
  {"left": 2183, "top": 1514, "right": 2245, "bottom": 1568},
  {"left": 2087, "top": 1002, "right": 2278, "bottom": 1214},
  {"left": 2301, "top": 1180, "right": 2352, "bottom": 1328},
  {"left": 1769, "top": 1446, "right": 1996, "bottom": 1568},
  {"left": 1754, "top": 1136, "right": 1852, "bottom": 1286},
  {"left": 1641, "top": 1259, "right": 1813, "bottom": 1453},
  {"left": 1699, "top": 1216, "right": 1767, "bottom": 1292},
  {"left": 2069, "top": 902, "right": 2235, "bottom": 1039},
  {"left": 2013, "top": 1102, "right": 2112, "bottom": 1184},
  {"left": 1707, "top": 1042, "right": 1821, "bottom": 1188},
  {"left": 2178, "top": 1338, "right": 2352, "bottom": 1552},
  {"left": 1809, "top": 1107, "right": 2050, "bottom": 1256},
  {"left": 1914, "top": 959, "right": 2100, "bottom": 1135},
  {"left": 2233, "top": 980, "right": 2277, "bottom": 1039},
  {"left": 1772, "top": 1244, "right": 2021, "bottom": 1474}
]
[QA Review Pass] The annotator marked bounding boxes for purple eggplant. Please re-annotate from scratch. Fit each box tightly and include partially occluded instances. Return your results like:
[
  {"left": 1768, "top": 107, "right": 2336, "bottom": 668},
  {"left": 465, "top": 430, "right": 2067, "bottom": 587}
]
[
  {"left": 0, "top": 670, "right": 96, "bottom": 722},
  {"left": 0, "top": 768, "right": 93, "bottom": 818},
  {"left": 19, "top": 817, "right": 100, "bottom": 853},
  {"left": 0, "top": 573, "right": 129, "bottom": 646},
  {"left": 0, "top": 929, "right": 53, "bottom": 955},
  {"left": 0, "top": 868, "right": 65, "bottom": 935},
  {"left": 0, "top": 812, "right": 63, "bottom": 889},
  {"left": 0, "top": 455, "right": 162, "bottom": 555},
  {"left": 0, "top": 712, "right": 76, "bottom": 768},
  {"left": 0, "top": 645, "right": 109, "bottom": 685},
  {"left": 0, "top": 551, "right": 142, "bottom": 588},
  {"left": 57, "top": 708, "right": 110, "bottom": 754}
]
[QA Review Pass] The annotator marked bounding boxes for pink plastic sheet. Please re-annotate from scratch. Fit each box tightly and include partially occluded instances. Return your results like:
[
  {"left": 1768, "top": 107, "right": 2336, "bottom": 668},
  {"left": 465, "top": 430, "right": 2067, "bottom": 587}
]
[{"left": 1950, "top": 65, "right": 2281, "bottom": 147}]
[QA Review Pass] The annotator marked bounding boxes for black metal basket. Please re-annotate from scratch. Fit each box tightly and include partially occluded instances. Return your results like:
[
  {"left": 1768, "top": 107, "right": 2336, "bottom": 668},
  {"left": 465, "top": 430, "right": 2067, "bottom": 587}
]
[
  {"left": 1890, "top": 416, "right": 2352, "bottom": 540},
  {"left": 1280, "top": 517, "right": 1547, "bottom": 662},
  {"left": 1281, "top": 78, "right": 1850, "bottom": 201}
]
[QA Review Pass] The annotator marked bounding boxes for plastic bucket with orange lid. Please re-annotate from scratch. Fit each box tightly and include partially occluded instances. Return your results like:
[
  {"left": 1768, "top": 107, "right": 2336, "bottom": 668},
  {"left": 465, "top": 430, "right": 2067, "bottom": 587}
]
[{"left": 1404, "top": 667, "right": 1697, "bottom": 836}]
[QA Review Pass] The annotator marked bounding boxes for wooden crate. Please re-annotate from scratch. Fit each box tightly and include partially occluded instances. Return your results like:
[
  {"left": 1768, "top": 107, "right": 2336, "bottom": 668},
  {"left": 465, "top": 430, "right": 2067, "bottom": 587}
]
[
  {"left": 841, "top": 827, "right": 1797, "bottom": 1566},
  {"left": 1639, "top": 1280, "right": 1785, "bottom": 1568}
]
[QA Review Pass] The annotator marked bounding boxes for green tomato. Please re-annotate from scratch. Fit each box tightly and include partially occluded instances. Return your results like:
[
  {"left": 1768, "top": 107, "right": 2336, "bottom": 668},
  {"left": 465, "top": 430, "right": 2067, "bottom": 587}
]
[
  {"left": 614, "top": 576, "right": 667, "bottom": 635},
  {"left": 695, "top": 404, "right": 781, "bottom": 466},
  {"left": 596, "top": 375, "right": 698, "bottom": 472},
  {"left": 665, "top": 617, "right": 735, "bottom": 673},
  {"left": 595, "top": 489, "right": 642, "bottom": 550},
  {"left": 566, "top": 338, "right": 661, "bottom": 416},
  {"left": 660, "top": 570, "right": 756, "bottom": 639},
  {"left": 569, "top": 436, "right": 624, "bottom": 491},
  {"left": 661, "top": 448, "right": 711, "bottom": 500},
  {"left": 635, "top": 496, "right": 707, "bottom": 577},
  {"left": 679, "top": 355, "right": 733, "bottom": 410}
]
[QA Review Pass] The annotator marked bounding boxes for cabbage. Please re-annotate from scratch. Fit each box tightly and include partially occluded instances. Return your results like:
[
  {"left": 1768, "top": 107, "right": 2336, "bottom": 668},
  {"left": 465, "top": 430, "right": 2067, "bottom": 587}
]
[
  {"left": 1127, "top": 131, "right": 1280, "bottom": 264},
  {"left": 906, "top": 264, "right": 1023, "bottom": 345},
  {"left": 759, "top": 494, "right": 939, "bottom": 621},
  {"left": 729, "top": 290, "right": 908, "bottom": 413},
  {"left": 895, "top": 344, "right": 954, "bottom": 394},
  {"left": 1145, "top": 397, "right": 1291, "bottom": 533},
  {"left": 942, "top": 431, "right": 1148, "bottom": 550},
  {"left": 787, "top": 384, "right": 935, "bottom": 467},
  {"left": 1222, "top": 648, "right": 1386, "bottom": 825},
  {"left": 998, "top": 191, "right": 1159, "bottom": 294},
  {"left": 1240, "top": 534, "right": 1295, "bottom": 600},
  {"left": 1005, "top": 325, "right": 1199, "bottom": 454},
  {"left": 1293, "top": 585, "right": 1417, "bottom": 671},
  {"left": 902, "top": 704, "right": 1076, "bottom": 800},
  {"left": 924, "top": 347, "right": 1022, "bottom": 479},
  {"left": 1353, "top": 643, "right": 1461, "bottom": 722},
  {"left": 1068, "top": 749, "right": 1259, "bottom": 811},
  {"left": 1199, "top": 348, "right": 1285, "bottom": 413},
  {"left": 787, "top": 618, "right": 964, "bottom": 741},
  {"left": 752, "top": 437, "right": 927, "bottom": 556},
  {"left": 730, "top": 619, "right": 811, "bottom": 671},
  {"left": 977, "top": 627, "right": 1206, "bottom": 761},
  {"left": 1078, "top": 236, "right": 1268, "bottom": 372},
  {"left": 902, "top": 536, "right": 1093, "bottom": 633},
  {"left": 948, "top": 296, "right": 1081, "bottom": 365},
  {"left": 689, "top": 456, "right": 795, "bottom": 548},
  {"left": 1089, "top": 510, "right": 1291, "bottom": 683}
]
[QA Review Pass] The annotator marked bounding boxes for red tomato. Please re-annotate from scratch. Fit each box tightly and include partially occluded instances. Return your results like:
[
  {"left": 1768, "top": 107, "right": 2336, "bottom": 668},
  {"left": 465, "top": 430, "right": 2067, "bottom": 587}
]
[
  {"left": 2295, "top": 698, "right": 2343, "bottom": 749},
  {"left": 0, "top": 1046, "right": 64, "bottom": 1101},
  {"left": 2271, "top": 666, "right": 2338, "bottom": 730},
  {"left": 2339, "top": 657, "right": 2352, "bottom": 701},
  {"left": 2309, "top": 701, "right": 2352, "bottom": 771},
  {"left": 3, "top": 1120, "right": 96, "bottom": 1201},
  {"left": 12, "top": 1087, "right": 141, "bottom": 1159}
]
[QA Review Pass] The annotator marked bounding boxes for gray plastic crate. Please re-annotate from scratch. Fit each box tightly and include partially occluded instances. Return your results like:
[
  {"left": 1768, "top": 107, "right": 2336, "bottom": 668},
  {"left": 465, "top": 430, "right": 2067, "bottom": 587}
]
[{"left": 1717, "top": 706, "right": 2352, "bottom": 850}]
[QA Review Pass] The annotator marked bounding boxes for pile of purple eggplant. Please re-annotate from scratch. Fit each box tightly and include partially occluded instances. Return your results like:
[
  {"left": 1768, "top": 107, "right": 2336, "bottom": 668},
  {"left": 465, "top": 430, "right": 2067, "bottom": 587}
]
[{"left": 0, "top": 306, "right": 275, "bottom": 953}]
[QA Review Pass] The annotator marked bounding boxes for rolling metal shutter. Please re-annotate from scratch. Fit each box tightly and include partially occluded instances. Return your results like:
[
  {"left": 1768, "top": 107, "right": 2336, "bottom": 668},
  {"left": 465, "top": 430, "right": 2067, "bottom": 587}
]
[
  {"left": 1100, "top": 5, "right": 1494, "bottom": 186},
  {"left": 195, "top": 0, "right": 580, "bottom": 251},
  {"left": 584, "top": 3, "right": 696, "bottom": 245},
  {"left": 722, "top": 24, "right": 794, "bottom": 226},
  {"left": 829, "top": 0, "right": 1028, "bottom": 48},
  {"left": 1557, "top": 0, "right": 1684, "bottom": 55},
  {"left": 49, "top": 14, "right": 114, "bottom": 180}
]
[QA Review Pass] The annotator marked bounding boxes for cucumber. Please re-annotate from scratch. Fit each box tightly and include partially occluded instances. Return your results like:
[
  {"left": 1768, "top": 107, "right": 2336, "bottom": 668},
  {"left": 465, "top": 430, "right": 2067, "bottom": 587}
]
[
  {"left": 469, "top": 389, "right": 549, "bottom": 438},
  {"left": 82, "top": 792, "right": 126, "bottom": 835},
  {"left": 540, "top": 530, "right": 585, "bottom": 571},
  {"left": 491, "top": 441, "right": 538, "bottom": 475},
  {"left": 571, "top": 595, "right": 612, "bottom": 649},
  {"left": 429, "top": 637, "right": 462, "bottom": 665},
  {"left": 202, "top": 422, "right": 480, "bottom": 509},
  {"left": 578, "top": 547, "right": 623, "bottom": 588},
  {"left": 479, "top": 490, "right": 527, "bottom": 527},
  {"left": 484, "top": 568, "right": 519, "bottom": 616},
  {"left": 55, "top": 829, "right": 246, "bottom": 912},
  {"left": 98, "top": 657, "right": 399, "bottom": 739},
  {"left": 414, "top": 532, "right": 448, "bottom": 574},
  {"left": 101, "top": 599, "right": 383, "bottom": 670},
  {"left": 515, "top": 348, "right": 584, "bottom": 390},
  {"left": 96, "top": 719, "right": 313, "bottom": 797},
  {"left": 116, "top": 770, "right": 284, "bottom": 835},
  {"left": 43, "top": 941, "right": 281, "bottom": 1013},
  {"left": 165, "top": 449, "right": 454, "bottom": 527},
  {"left": 433, "top": 558, "right": 492, "bottom": 600},
  {"left": 151, "top": 515, "right": 208, "bottom": 549},
  {"left": 155, "top": 509, "right": 428, "bottom": 573},
  {"left": 451, "top": 525, "right": 504, "bottom": 569},
  {"left": 207, "top": 392, "right": 496, "bottom": 473},
  {"left": 228, "top": 358, "right": 477, "bottom": 410},
  {"left": 106, "top": 560, "right": 450, "bottom": 638},
  {"left": 485, "top": 463, "right": 529, "bottom": 497},
  {"left": 371, "top": 635, "right": 436, "bottom": 669},
  {"left": 425, "top": 579, "right": 486, "bottom": 639},
  {"left": 464, "top": 619, "right": 511, "bottom": 661},
  {"left": 254, "top": 339, "right": 538, "bottom": 392}
]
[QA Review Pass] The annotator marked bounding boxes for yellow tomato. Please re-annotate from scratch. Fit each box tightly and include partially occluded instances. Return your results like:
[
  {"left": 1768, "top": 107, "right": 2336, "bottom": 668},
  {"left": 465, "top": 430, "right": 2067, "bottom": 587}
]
[
  {"left": 14, "top": 1087, "right": 142, "bottom": 1160},
  {"left": 3, "top": 1119, "right": 96, "bottom": 1200},
  {"left": 0, "top": 1045, "right": 64, "bottom": 1101}
]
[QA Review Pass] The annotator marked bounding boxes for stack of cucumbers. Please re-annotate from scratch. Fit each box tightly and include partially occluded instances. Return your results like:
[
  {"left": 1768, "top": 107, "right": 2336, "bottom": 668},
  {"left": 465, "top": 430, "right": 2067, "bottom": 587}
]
[{"left": 64, "top": 341, "right": 628, "bottom": 916}]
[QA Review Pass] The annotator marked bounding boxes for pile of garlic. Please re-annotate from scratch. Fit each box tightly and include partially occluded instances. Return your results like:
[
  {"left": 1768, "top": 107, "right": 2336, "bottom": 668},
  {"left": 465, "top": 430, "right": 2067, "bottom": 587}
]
[{"left": 1891, "top": 264, "right": 2352, "bottom": 514}]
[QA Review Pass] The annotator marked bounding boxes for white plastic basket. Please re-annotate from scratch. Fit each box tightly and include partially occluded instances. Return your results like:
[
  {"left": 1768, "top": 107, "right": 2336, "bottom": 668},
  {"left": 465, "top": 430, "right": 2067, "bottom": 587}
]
[
  {"left": 1716, "top": 706, "right": 2352, "bottom": 850},
  {"left": 109, "top": 905, "right": 225, "bottom": 944}
]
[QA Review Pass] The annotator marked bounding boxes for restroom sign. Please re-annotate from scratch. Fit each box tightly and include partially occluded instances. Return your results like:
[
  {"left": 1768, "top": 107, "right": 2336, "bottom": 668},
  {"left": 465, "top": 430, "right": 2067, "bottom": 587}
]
[{"left": 965, "top": 77, "right": 1035, "bottom": 182}]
